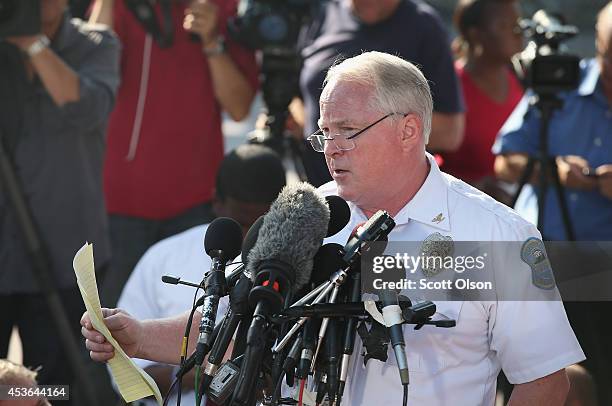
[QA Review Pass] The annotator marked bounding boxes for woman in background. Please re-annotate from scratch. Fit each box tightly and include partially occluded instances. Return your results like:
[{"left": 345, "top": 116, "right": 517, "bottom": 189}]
[{"left": 441, "top": 0, "right": 524, "bottom": 203}]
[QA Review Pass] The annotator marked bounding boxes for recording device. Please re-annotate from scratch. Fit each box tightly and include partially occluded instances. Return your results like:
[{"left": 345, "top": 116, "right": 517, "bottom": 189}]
[
  {"left": 228, "top": 0, "right": 315, "bottom": 54},
  {"left": 195, "top": 217, "right": 243, "bottom": 366},
  {"left": 517, "top": 9, "right": 580, "bottom": 95},
  {"left": 124, "top": 0, "right": 174, "bottom": 48},
  {"left": 511, "top": 10, "right": 581, "bottom": 240},
  {"left": 231, "top": 182, "right": 330, "bottom": 405},
  {"left": 229, "top": 0, "right": 321, "bottom": 170},
  {"left": 0, "top": 0, "right": 40, "bottom": 39}
]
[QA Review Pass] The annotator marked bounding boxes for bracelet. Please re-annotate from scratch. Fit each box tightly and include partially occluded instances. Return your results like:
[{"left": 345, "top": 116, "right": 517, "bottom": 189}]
[
  {"left": 203, "top": 36, "right": 226, "bottom": 57},
  {"left": 26, "top": 35, "right": 50, "bottom": 58}
]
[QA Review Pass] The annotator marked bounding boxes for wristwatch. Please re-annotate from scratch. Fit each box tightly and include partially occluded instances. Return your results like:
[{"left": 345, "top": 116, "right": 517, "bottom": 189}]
[
  {"left": 26, "top": 35, "right": 50, "bottom": 57},
  {"left": 203, "top": 36, "right": 226, "bottom": 57}
]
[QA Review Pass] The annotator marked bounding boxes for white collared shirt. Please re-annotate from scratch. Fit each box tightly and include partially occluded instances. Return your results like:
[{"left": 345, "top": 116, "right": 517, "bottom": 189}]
[
  {"left": 117, "top": 224, "right": 230, "bottom": 406},
  {"left": 314, "top": 154, "right": 584, "bottom": 405}
]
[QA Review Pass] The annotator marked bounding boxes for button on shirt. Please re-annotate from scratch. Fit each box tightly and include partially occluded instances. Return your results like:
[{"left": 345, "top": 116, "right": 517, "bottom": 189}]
[
  {"left": 314, "top": 154, "right": 584, "bottom": 405},
  {"left": 493, "top": 59, "right": 612, "bottom": 241}
]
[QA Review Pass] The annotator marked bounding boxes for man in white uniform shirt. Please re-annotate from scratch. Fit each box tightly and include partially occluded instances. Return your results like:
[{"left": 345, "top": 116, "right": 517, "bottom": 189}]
[
  {"left": 82, "top": 52, "right": 584, "bottom": 405},
  {"left": 114, "top": 144, "right": 286, "bottom": 405}
]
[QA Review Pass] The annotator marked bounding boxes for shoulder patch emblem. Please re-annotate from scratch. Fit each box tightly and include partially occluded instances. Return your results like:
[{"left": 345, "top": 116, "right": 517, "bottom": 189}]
[{"left": 520, "top": 237, "right": 556, "bottom": 290}]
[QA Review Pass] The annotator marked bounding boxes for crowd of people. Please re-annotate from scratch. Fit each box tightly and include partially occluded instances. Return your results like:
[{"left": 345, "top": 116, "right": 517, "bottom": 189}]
[{"left": 1, "top": 0, "right": 611, "bottom": 405}]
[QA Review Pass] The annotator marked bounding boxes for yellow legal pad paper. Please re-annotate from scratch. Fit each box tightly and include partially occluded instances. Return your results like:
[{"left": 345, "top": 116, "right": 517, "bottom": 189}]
[{"left": 73, "top": 242, "right": 163, "bottom": 405}]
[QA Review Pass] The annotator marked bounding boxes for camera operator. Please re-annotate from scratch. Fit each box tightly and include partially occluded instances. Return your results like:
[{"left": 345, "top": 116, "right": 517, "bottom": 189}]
[
  {"left": 494, "top": 2, "right": 612, "bottom": 241},
  {"left": 493, "top": 2, "right": 612, "bottom": 403},
  {"left": 0, "top": 0, "right": 120, "bottom": 403},
  {"left": 88, "top": 0, "right": 259, "bottom": 307}
]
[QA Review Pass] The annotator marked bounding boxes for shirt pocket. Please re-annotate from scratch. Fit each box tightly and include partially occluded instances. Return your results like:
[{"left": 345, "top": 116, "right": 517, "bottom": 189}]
[{"left": 405, "top": 301, "right": 465, "bottom": 375}]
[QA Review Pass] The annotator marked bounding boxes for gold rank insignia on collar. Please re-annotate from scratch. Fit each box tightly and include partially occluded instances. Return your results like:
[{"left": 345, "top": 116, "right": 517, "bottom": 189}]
[{"left": 431, "top": 213, "right": 445, "bottom": 224}]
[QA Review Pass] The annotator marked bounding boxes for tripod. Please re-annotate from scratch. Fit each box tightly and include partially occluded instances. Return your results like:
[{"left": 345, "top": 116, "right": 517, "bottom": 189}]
[
  {"left": 511, "top": 93, "right": 576, "bottom": 241},
  {"left": 0, "top": 131, "right": 100, "bottom": 406},
  {"left": 248, "top": 52, "right": 309, "bottom": 182}
]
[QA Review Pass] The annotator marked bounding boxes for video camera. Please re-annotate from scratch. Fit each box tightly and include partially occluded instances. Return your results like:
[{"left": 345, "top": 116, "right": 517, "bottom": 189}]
[
  {"left": 228, "top": 0, "right": 314, "bottom": 56},
  {"left": 228, "top": 0, "right": 320, "bottom": 144},
  {"left": 517, "top": 9, "right": 581, "bottom": 95},
  {"left": 0, "top": 0, "right": 40, "bottom": 39}
]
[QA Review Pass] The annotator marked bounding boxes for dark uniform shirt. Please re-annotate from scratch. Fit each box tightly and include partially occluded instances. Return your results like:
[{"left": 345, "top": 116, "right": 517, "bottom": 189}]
[{"left": 0, "top": 15, "right": 120, "bottom": 293}]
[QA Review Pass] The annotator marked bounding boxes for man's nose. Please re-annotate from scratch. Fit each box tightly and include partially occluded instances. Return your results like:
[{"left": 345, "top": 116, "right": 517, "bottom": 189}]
[{"left": 323, "top": 138, "right": 341, "bottom": 156}]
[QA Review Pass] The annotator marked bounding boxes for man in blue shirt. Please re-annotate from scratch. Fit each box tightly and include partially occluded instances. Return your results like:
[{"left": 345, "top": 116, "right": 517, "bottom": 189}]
[
  {"left": 493, "top": 3, "right": 612, "bottom": 402},
  {"left": 493, "top": 6, "right": 612, "bottom": 242}
]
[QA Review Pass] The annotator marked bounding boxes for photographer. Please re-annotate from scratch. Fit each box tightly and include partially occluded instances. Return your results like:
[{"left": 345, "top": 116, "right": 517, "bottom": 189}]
[
  {"left": 0, "top": 0, "right": 120, "bottom": 403},
  {"left": 493, "top": 3, "right": 612, "bottom": 403},
  {"left": 494, "top": 2, "right": 612, "bottom": 241},
  {"left": 88, "top": 0, "right": 259, "bottom": 307}
]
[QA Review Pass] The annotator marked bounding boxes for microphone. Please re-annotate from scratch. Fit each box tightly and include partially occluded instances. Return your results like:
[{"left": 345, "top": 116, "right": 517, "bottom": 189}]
[
  {"left": 201, "top": 274, "right": 252, "bottom": 394},
  {"left": 231, "top": 183, "right": 330, "bottom": 405},
  {"left": 325, "top": 195, "right": 351, "bottom": 237},
  {"left": 195, "top": 217, "right": 243, "bottom": 366},
  {"left": 229, "top": 215, "right": 266, "bottom": 360},
  {"left": 225, "top": 215, "right": 265, "bottom": 288},
  {"left": 377, "top": 256, "right": 409, "bottom": 386}
]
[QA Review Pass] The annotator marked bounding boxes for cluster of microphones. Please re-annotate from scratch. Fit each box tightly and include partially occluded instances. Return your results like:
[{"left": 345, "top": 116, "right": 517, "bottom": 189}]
[{"left": 161, "top": 183, "right": 454, "bottom": 406}]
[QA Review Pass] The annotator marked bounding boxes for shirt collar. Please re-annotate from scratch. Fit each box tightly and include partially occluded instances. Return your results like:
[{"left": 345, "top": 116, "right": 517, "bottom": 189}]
[{"left": 393, "top": 153, "right": 450, "bottom": 231}]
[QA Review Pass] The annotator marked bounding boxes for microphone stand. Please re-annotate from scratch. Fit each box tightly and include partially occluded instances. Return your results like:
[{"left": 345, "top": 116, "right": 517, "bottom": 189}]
[{"left": 337, "top": 270, "right": 360, "bottom": 405}]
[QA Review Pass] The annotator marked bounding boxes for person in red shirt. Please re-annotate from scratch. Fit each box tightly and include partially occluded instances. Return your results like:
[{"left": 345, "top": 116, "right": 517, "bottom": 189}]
[
  {"left": 440, "top": 0, "right": 524, "bottom": 202},
  {"left": 89, "top": 0, "right": 259, "bottom": 306}
]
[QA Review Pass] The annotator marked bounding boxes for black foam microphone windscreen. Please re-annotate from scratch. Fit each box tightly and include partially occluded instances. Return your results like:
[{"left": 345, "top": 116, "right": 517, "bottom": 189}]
[
  {"left": 325, "top": 195, "right": 351, "bottom": 237},
  {"left": 204, "top": 217, "right": 243, "bottom": 260}
]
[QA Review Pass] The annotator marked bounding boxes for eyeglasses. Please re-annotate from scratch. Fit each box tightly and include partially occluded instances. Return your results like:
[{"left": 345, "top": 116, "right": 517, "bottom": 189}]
[{"left": 307, "top": 113, "right": 406, "bottom": 152}]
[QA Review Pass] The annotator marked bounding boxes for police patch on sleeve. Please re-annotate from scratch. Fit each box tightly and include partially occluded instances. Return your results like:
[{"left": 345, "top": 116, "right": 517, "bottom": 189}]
[{"left": 520, "top": 237, "right": 556, "bottom": 290}]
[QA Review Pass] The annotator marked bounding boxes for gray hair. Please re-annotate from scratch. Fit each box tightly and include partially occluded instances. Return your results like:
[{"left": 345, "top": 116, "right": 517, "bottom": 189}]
[{"left": 323, "top": 51, "right": 433, "bottom": 143}]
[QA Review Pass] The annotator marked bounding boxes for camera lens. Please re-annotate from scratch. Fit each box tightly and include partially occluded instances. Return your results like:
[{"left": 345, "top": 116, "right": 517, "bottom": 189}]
[{"left": 0, "top": 0, "right": 17, "bottom": 24}]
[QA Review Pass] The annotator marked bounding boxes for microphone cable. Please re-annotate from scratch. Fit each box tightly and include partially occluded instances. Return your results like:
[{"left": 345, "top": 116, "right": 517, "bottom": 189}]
[
  {"left": 160, "top": 284, "right": 202, "bottom": 406},
  {"left": 181, "top": 283, "right": 203, "bottom": 406},
  {"left": 403, "top": 383, "right": 408, "bottom": 406}
]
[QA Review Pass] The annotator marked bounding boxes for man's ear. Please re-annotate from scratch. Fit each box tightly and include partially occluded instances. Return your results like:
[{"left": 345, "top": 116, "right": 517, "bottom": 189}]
[{"left": 398, "top": 113, "right": 422, "bottom": 148}]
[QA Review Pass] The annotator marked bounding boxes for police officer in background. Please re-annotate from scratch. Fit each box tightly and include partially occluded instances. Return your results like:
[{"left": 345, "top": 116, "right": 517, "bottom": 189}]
[{"left": 82, "top": 52, "right": 583, "bottom": 405}]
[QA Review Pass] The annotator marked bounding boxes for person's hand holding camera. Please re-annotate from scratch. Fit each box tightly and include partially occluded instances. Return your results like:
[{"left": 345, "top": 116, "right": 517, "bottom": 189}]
[
  {"left": 183, "top": 0, "right": 220, "bottom": 48},
  {"left": 556, "top": 155, "right": 598, "bottom": 191},
  {"left": 595, "top": 164, "right": 612, "bottom": 200}
]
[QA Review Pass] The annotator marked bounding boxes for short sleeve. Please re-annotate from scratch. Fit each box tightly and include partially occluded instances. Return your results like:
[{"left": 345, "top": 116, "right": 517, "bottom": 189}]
[
  {"left": 492, "top": 94, "right": 539, "bottom": 156},
  {"left": 59, "top": 26, "right": 121, "bottom": 132},
  {"left": 117, "top": 246, "right": 164, "bottom": 371},
  {"left": 488, "top": 224, "right": 585, "bottom": 384},
  {"left": 417, "top": 14, "right": 464, "bottom": 114}
]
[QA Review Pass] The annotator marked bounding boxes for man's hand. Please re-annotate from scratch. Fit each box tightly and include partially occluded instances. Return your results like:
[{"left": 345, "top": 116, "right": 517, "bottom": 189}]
[
  {"left": 81, "top": 308, "right": 143, "bottom": 362},
  {"left": 556, "top": 155, "right": 598, "bottom": 191},
  {"left": 183, "top": 0, "right": 220, "bottom": 46},
  {"left": 596, "top": 164, "right": 612, "bottom": 199}
]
